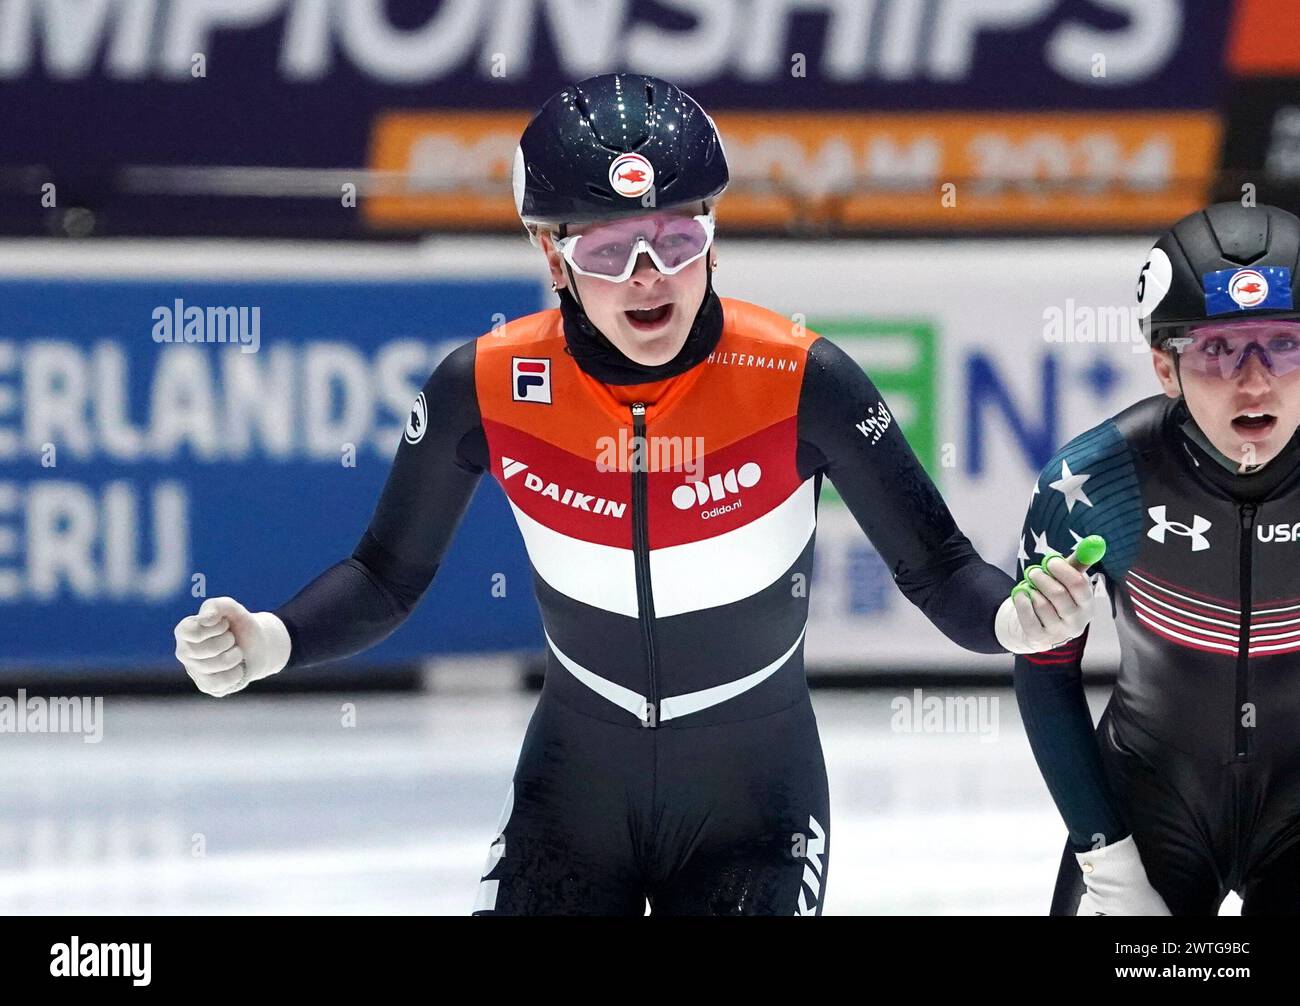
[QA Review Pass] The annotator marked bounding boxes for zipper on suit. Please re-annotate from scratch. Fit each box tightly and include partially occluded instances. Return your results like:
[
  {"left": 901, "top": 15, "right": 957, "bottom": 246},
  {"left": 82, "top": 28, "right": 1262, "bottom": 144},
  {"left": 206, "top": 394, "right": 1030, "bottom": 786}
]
[
  {"left": 630, "top": 402, "right": 660, "bottom": 727},
  {"left": 1235, "top": 501, "right": 1257, "bottom": 760}
]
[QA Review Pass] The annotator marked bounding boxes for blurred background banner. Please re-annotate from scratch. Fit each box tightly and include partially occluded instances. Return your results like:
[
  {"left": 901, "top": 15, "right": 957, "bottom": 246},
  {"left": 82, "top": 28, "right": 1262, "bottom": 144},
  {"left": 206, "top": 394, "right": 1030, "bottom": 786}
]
[
  {"left": 1220, "top": 0, "right": 1300, "bottom": 213},
  {"left": 0, "top": 0, "right": 1295, "bottom": 675},
  {"left": 0, "top": 252, "right": 545, "bottom": 667},
  {"left": 0, "top": 237, "right": 1148, "bottom": 670},
  {"left": 721, "top": 237, "right": 1146, "bottom": 669},
  {"left": 0, "top": 0, "right": 1241, "bottom": 238}
]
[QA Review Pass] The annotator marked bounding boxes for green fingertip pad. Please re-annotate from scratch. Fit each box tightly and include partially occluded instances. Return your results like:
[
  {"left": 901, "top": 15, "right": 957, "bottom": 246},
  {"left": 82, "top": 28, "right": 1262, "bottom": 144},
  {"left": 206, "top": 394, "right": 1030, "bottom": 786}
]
[{"left": 1073, "top": 534, "right": 1106, "bottom": 567}]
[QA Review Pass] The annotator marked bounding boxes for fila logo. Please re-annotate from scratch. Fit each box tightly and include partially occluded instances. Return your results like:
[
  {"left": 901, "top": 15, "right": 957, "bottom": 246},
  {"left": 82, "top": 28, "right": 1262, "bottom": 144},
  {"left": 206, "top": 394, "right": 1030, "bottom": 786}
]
[
  {"left": 512, "top": 357, "right": 551, "bottom": 404},
  {"left": 500, "top": 456, "right": 627, "bottom": 519},
  {"left": 1258, "top": 522, "right": 1300, "bottom": 543},
  {"left": 670, "top": 462, "right": 761, "bottom": 511},
  {"left": 794, "top": 814, "right": 827, "bottom": 917},
  {"left": 1147, "top": 505, "right": 1212, "bottom": 552}
]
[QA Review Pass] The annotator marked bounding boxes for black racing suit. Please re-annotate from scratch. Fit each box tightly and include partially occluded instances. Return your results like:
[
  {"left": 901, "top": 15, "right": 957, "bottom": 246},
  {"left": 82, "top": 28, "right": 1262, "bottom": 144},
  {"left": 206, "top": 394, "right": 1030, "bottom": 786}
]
[
  {"left": 272, "top": 291, "right": 1014, "bottom": 915},
  {"left": 1014, "top": 394, "right": 1300, "bottom": 914}
]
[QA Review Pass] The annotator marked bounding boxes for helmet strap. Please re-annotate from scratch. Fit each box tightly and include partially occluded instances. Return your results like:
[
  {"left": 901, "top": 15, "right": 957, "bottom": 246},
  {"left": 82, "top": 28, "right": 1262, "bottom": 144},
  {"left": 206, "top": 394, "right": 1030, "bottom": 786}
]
[
  {"left": 562, "top": 260, "right": 584, "bottom": 311},
  {"left": 556, "top": 223, "right": 587, "bottom": 312},
  {"left": 1171, "top": 349, "right": 1273, "bottom": 476}
]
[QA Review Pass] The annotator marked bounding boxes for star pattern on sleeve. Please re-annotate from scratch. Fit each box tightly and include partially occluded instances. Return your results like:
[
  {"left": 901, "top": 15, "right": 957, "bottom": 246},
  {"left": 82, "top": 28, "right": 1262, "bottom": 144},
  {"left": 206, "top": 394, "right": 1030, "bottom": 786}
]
[
  {"left": 1030, "top": 528, "right": 1062, "bottom": 561},
  {"left": 1049, "top": 459, "right": 1093, "bottom": 513}
]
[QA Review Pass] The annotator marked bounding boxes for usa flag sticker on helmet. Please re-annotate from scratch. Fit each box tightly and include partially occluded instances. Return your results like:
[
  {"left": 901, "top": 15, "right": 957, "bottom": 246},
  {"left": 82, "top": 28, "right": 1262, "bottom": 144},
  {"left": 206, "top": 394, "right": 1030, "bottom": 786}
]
[
  {"left": 609, "top": 153, "right": 655, "bottom": 198},
  {"left": 1203, "top": 266, "right": 1294, "bottom": 315}
]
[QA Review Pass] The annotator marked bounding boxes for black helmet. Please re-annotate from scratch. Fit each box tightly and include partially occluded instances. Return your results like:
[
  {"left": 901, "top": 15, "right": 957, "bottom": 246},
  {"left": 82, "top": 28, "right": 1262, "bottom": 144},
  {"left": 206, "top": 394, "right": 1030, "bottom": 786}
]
[
  {"left": 1138, "top": 202, "right": 1300, "bottom": 347},
  {"left": 512, "top": 73, "right": 728, "bottom": 242}
]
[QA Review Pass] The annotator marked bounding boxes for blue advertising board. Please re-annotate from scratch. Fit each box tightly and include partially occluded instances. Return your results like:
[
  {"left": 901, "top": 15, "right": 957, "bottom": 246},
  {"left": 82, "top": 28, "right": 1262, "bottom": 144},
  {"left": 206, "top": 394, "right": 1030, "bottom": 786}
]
[{"left": 0, "top": 276, "right": 546, "bottom": 667}]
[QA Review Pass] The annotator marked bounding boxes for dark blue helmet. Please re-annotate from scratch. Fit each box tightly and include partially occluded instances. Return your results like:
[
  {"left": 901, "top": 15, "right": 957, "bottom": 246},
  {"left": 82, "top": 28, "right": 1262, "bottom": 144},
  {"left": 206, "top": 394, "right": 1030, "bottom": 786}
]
[{"left": 512, "top": 73, "right": 729, "bottom": 241}]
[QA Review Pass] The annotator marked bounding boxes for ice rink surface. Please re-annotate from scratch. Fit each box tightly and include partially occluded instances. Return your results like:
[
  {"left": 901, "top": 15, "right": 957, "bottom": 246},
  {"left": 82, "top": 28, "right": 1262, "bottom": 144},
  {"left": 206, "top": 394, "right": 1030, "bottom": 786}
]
[{"left": 0, "top": 682, "right": 1242, "bottom": 916}]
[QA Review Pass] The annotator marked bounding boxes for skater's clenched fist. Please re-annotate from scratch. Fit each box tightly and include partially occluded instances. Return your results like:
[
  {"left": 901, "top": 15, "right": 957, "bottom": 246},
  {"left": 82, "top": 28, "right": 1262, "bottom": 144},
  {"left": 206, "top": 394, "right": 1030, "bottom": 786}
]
[{"left": 174, "top": 596, "right": 291, "bottom": 697}]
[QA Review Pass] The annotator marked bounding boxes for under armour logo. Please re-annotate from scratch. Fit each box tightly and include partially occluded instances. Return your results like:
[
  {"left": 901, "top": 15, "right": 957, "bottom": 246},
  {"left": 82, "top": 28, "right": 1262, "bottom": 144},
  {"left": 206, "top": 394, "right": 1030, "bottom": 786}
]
[{"left": 1147, "top": 505, "right": 1212, "bottom": 552}]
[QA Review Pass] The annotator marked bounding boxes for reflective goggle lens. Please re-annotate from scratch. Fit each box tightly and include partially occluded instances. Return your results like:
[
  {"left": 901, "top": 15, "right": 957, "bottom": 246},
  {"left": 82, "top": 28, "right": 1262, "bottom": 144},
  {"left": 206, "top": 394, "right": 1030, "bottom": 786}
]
[
  {"left": 1169, "top": 321, "right": 1300, "bottom": 379},
  {"left": 560, "top": 214, "right": 712, "bottom": 280}
]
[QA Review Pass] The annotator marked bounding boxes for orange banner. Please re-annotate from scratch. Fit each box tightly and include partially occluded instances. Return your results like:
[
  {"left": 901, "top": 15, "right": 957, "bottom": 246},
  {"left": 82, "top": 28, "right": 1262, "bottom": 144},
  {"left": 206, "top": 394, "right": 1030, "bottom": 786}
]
[
  {"left": 366, "top": 110, "right": 1220, "bottom": 233},
  {"left": 366, "top": 111, "right": 529, "bottom": 229},
  {"left": 1229, "top": 0, "right": 1300, "bottom": 75}
]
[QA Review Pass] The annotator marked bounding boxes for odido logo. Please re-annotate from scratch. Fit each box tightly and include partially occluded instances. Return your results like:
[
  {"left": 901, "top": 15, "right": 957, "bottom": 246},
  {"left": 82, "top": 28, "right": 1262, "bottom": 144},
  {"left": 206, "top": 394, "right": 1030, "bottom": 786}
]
[{"left": 672, "top": 463, "right": 762, "bottom": 512}]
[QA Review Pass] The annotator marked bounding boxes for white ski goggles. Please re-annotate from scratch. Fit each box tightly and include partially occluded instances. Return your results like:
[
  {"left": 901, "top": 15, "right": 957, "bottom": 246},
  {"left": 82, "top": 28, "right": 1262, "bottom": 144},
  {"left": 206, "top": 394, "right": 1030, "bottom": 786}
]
[{"left": 554, "top": 212, "right": 715, "bottom": 283}]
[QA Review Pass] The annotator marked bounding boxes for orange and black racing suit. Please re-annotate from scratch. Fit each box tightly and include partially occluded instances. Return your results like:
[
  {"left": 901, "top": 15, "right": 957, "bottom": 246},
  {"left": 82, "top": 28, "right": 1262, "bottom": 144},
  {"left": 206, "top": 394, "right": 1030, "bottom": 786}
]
[{"left": 275, "top": 292, "right": 1015, "bottom": 914}]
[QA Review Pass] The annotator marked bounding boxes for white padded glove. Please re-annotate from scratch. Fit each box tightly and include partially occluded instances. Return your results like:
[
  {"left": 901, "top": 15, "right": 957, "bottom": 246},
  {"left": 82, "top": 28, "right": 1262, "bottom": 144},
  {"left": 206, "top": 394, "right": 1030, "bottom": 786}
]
[
  {"left": 1076, "top": 835, "right": 1172, "bottom": 916},
  {"left": 996, "top": 536, "right": 1105, "bottom": 654},
  {"left": 173, "top": 596, "right": 291, "bottom": 697}
]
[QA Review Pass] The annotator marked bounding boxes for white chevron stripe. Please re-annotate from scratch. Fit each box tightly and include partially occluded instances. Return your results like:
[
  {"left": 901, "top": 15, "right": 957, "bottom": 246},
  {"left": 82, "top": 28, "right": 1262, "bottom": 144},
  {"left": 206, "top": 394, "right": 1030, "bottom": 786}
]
[
  {"left": 651, "top": 479, "right": 817, "bottom": 618},
  {"left": 1131, "top": 608, "right": 1300, "bottom": 654},
  {"left": 546, "top": 624, "right": 806, "bottom": 722},
  {"left": 1128, "top": 581, "right": 1300, "bottom": 643},
  {"left": 1126, "top": 581, "right": 1240, "bottom": 630},
  {"left": 657, "top": 623, "right": 807, "bottom": 721},
  {"left": 1129, "top": 595, "right": 1240, "bottom": 643},
  {"left": 1254, "top": 599, "right": 1300, "bottom": 615},
  {"left": 1132, "top": 607, "right": 1239, "bottom": 654},
  {"left": 1129, "top": 567, "right": 1300, "bottom": 620},
  {"left": 544, "top": 627, "right": 649, "bottom": 718},
  {"left": 508, "top": 478, "right": 817, "bottom": 618},
  {"left": 1251, "top": 625, "right": 1300, "bottom": 644},
  {"left": 509, "top": 501, "right": 639, "bottom": 616},
  {"left": 1250, "top": 638, "right": 1300, "bottom": 655},
  {"left": 1127, "top": 570, "right": 1239, "bottom": 614},
  {"left": 1251, "top": 613, "right": 1300, "bottom": 630}
]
